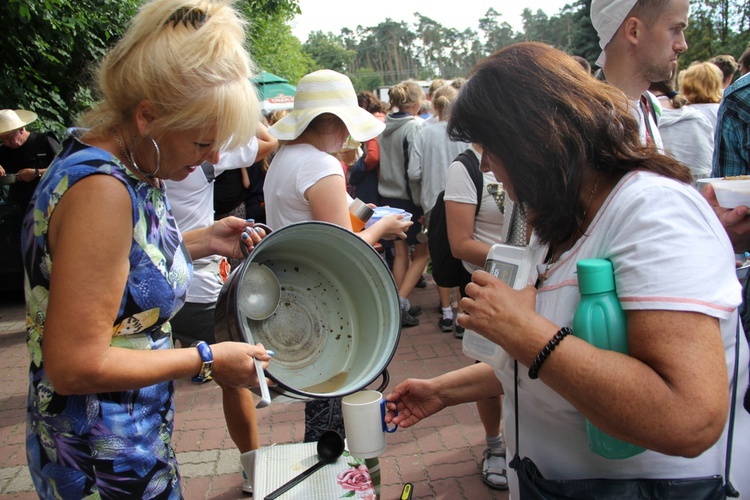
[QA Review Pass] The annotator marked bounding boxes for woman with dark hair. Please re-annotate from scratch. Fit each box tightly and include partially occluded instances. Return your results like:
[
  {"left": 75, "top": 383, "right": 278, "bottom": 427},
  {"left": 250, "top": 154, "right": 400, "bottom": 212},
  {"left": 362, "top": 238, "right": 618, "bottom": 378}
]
[{"left": 385, "top": 42, "right": 749, "bottom": 496}]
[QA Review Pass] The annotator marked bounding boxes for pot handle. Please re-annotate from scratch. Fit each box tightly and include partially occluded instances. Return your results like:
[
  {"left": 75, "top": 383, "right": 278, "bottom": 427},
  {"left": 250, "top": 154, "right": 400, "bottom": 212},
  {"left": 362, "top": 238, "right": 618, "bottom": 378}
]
[
  {"left": 240, "top": 223, "right": 274, "bottom": 258},
  {"left": 374, "top": 368, "right": 390, "bottom": 393}
]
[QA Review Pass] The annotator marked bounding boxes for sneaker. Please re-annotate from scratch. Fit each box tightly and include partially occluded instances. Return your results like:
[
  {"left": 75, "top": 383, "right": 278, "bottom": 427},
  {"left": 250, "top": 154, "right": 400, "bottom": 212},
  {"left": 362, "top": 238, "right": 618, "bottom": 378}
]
[
  {"left": 438, "top": 318, "right": 453, "bottom": 332},
  {"left": 415, "top": 275, "right": 427, "bottom": 288},
  {"left": 454, "top": 325, "right": 465, "bottom": 339},
  {"left": 408, "top": 305, "right": 423, "bottom": 316},
  {"left": 242, "top": 469, "right": 253, "bottom": 494},
  {"left": 401, "top": 309, "right": 420, "bottom": 327}
]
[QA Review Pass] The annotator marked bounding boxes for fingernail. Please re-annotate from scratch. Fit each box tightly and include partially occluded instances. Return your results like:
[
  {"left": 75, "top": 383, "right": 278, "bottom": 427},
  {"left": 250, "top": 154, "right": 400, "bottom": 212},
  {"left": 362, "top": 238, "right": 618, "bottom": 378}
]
[
  {"left": 241, "top": 232, "right": 249, "bottom": 240},
  {"left": 267, "top": 350, "right": 275, "bottom": 357},
  {"left": 254, "top": 227, "right": 261, "bottom": 234},
  {"left": 245, "top": 218, "right": 255, "bottom": 223}
]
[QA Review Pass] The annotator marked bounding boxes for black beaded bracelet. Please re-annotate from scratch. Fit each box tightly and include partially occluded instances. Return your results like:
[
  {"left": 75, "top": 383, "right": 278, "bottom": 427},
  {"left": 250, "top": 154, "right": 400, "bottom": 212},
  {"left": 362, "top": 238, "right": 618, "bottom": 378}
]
[{"left": 528, "top": 327, "right": 572, "bottom": 379}]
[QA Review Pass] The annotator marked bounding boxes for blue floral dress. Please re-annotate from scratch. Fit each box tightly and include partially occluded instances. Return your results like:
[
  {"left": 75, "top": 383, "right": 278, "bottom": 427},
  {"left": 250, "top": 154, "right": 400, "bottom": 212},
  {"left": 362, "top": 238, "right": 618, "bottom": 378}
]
[{"left": 22, "top": 133, "right": 191, "bottom": 499}]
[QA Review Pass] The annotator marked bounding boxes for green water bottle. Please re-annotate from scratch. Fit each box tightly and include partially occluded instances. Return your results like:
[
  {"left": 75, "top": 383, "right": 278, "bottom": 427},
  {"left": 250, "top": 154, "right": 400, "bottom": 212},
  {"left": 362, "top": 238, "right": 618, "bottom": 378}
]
[{"left": 572, "top": 259, "right": 645, "bottom": 459}]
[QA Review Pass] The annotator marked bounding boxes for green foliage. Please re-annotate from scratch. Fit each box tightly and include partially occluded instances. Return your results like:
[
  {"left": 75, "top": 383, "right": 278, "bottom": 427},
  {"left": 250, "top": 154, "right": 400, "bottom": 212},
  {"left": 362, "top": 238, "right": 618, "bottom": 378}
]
[
  {"left": 303, "top": 31, "right": 355, "bottom": 72},
  {"left": 240, "top": 0, "right": 312, "bottom": 83},
  {"left": 1, "top": 0, "right": 140, "bottom": 135}
]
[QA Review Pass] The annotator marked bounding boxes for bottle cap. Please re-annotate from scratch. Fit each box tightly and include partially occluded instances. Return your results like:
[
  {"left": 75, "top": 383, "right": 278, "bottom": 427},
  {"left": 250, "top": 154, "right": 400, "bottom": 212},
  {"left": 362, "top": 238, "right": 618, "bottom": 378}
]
[{"left": 576, "top": 259, "right": 615, "bottom": 294}]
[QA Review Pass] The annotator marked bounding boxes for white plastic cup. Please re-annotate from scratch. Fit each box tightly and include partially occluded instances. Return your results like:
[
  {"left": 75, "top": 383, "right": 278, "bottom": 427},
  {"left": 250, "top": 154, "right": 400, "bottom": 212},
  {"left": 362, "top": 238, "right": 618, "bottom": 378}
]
[{"left": 342, "top": 390, "right": 397, "bottom": 458}]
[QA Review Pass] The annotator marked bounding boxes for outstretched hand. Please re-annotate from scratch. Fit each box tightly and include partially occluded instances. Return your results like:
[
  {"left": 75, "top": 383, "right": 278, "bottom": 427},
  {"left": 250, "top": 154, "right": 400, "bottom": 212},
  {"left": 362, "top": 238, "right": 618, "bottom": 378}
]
[{"left": 384, "top": 378, "right": 446, "bottom": 429}]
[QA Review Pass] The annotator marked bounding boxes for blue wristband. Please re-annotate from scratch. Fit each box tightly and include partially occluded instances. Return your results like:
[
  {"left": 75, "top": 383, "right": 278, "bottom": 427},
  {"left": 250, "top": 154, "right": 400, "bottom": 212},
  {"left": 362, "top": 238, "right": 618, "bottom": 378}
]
[{"left": 190, "top": 341, "right": 214, "bottom": 383}]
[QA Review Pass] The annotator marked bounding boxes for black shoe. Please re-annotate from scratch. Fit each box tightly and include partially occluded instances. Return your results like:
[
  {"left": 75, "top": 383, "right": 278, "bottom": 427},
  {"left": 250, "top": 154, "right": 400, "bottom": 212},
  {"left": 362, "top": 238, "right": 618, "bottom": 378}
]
[
  {"left": 408, "top": 305, "right": 423, "bottom": 317},
  {"left": 401, "top": 309, "right": 420, "bottom": 327},
  {"left": 415, "top": 275, "right": 427, "bottom": 288},
  {"left": 439, "top": 318, "right": 453, "bottom": 332},
  {"left": 454, "top": 325, "right": 465, "bottom": 339}
]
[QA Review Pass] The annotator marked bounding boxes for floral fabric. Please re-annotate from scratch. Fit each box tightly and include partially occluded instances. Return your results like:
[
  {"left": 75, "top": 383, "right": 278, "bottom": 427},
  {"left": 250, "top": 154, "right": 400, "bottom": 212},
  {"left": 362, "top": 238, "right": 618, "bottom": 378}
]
[{"left": 22, "top": 133, "right": 191, "bottom": 499}]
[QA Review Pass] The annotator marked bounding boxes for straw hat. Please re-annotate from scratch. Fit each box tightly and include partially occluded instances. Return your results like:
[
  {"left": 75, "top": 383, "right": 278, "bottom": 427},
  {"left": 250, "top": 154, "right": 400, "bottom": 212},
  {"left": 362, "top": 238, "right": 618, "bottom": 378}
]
[
  {"left": 0, "top": 109, "right": 37, "bottom": 135},
  {"left": 269, "top": 70, "right": 385, "bottom": 142},
  {"left": 590, "top": 0, "right": 638, "bottom": 67}
]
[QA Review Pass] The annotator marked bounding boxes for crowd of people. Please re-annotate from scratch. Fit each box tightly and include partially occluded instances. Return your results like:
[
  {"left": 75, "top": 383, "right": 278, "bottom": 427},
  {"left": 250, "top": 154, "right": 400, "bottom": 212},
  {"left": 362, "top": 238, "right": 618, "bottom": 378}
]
[{"left": 2, "top": 0, "right": 750, "bottom": 497}]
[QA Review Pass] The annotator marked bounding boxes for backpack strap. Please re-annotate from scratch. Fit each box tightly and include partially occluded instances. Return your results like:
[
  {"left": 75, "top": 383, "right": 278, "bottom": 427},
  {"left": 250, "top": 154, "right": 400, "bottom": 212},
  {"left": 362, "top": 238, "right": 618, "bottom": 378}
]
[{"left": 454, "top": 150, "right": 482, "bottom": 215}]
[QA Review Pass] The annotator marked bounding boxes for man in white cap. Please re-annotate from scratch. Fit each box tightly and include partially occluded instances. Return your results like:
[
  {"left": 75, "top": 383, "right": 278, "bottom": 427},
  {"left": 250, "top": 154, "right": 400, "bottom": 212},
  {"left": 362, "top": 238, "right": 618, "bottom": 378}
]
[
  {"left": 0, "top": 109, "right": 60, "bottom": 213},
  {"left": 590, "top": 0, "right": 689, "bottom": 148}
]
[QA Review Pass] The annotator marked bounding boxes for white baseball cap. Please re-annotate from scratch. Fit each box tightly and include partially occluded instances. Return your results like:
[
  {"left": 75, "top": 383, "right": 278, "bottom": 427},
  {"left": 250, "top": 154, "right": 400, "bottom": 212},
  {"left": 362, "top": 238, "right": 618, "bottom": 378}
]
[{"left": 590, "top": 0, "right": 639, "bottom": 67}]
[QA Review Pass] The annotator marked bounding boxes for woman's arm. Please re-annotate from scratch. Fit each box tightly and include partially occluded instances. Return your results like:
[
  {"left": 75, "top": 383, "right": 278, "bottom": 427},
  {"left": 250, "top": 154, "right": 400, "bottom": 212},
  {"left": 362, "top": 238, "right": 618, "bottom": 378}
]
[
  {"left": 385, "top": 362, "right": 503, "bottom": 428},
  {"left": 363, "top": 138, "right": 379, "bottom": 171},
  {"left": 43, "top": 175, "right": 270, "bottom": 395},
  {"left": 460, "top": 271, "right": 729, "bottom": 457},
  {"left": 445, "top": 200, "right": 491, "bottom": 268},
  {"left": 306, "top": 174, "right": 411, "bottom": 245}
]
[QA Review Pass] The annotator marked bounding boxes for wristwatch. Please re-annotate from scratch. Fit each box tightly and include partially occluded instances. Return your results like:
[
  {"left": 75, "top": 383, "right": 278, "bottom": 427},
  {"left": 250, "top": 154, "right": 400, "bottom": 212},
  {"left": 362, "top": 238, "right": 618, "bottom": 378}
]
[{"left": 190, "top": 341, "right": 214, "bottom": 383}]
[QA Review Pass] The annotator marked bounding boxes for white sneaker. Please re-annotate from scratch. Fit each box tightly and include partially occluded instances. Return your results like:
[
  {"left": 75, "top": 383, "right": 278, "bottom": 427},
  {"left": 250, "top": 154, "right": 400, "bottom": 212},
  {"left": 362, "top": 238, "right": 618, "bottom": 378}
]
[{"left": 242, "top": 469, "right": 253, "bottom": 494}]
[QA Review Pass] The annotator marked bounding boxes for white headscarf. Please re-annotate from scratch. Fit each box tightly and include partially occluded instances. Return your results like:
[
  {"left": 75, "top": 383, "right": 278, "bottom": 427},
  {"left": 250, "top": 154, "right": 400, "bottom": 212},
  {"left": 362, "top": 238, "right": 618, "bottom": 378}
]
[{"left": 590, "top": 0, "right": 639, "bottom": 67}]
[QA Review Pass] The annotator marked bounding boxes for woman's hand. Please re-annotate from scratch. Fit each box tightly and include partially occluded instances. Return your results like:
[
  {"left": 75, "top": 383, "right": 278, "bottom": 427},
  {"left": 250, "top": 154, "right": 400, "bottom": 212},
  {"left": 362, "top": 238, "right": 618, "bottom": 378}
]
[
  {"left": 210, "top": 342, "right": 273, "bottom": 388},
  {"left": 459, "top": 270, "right": 548, "bottom": 360},
  {"left": 184, "top": 217, "right": 267, "bottom": 260},
  {"left": 372, "top": 214, "right": 412, "bottom": 241},
  {"left": 385, "top": 378, "right": 446, "bottom": 428}
]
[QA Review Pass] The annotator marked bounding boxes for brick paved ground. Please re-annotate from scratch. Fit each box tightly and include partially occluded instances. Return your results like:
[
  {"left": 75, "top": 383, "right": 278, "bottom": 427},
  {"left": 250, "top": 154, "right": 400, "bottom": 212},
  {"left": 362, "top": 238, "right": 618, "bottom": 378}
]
[{"left": 0, "top": 277, "right": 509, "bottom": 499}]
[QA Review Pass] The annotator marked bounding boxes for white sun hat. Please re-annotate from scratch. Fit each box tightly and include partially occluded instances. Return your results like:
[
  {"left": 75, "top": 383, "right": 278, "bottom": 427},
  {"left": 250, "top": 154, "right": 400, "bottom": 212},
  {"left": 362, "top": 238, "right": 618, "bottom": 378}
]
[
  {"left": 591, "top": 0, "right": 638, "bottom": 67},
  {"left": 0, "top": 109, "right": 37, "bottom": 135},
  {"left": 268, "top": 69, "right": 385, "bottom": 142}
]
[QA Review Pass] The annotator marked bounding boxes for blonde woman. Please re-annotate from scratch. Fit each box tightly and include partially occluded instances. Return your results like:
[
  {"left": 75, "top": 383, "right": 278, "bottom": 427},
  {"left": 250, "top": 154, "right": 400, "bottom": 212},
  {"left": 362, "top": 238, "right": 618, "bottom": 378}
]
[
  {"left": 22, "top": 1, "right": 272, "bottom": 497},
  {"left": 679, "top": 61, "right": 724, "bottom": 128},
  {"left": 408, "top": 84, "right": 469, "bottom": 332},
  {"left": 378, "top": 80, "right": 427, "bottom": 326}
]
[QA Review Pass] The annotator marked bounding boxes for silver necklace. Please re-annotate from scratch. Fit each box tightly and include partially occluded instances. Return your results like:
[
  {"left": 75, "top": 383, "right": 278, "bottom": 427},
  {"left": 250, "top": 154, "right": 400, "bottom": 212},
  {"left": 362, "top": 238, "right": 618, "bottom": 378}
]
[{"left": 111, "top": 129, "right": 160, "bottom": 184}]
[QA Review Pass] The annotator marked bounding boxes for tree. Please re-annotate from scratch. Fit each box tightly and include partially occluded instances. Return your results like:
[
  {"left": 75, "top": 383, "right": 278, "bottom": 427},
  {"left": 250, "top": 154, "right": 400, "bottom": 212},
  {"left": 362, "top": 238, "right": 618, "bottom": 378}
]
[
  {"left": 1, "top": 0, "right": 140, "bottom": 134},
  {"left": 240, "top": 0, "right": 312, "bottom": 83},
  {"left": 303, "top": 31, "right": 355, "bottom": 73}
]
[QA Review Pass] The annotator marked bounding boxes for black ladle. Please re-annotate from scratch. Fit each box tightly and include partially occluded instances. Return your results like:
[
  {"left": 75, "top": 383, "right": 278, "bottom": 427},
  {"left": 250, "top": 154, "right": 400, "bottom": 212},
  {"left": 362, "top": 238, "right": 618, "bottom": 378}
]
[{"left": 264, "top": 430, "right": 345, "bottom": 500}]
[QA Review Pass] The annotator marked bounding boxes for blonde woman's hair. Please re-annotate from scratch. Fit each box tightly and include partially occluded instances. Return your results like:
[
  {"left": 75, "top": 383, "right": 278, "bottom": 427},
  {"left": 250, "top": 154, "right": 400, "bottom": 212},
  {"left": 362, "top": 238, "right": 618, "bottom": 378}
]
[
  {"left": 80, "top": 0, "right": 259, "bottom": 151},
  {"left": 387, "top": 80, "right": 423, "bottom": 113},
  {"left": 678, "top": 61, "right": 724, "bottom": 104},
  {"left": 431, "top": 84, "right": 458, "bottom": 121}
]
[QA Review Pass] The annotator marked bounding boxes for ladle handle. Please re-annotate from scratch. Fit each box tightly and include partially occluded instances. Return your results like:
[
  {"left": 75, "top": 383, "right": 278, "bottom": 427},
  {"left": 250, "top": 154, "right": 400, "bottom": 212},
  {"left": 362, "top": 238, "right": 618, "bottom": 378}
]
[
  {"left": 264, "top": 458, "right": 329, "bottom": 499},
  {"left": 254, "top": 358, "right": 271, "bottom": 409}
]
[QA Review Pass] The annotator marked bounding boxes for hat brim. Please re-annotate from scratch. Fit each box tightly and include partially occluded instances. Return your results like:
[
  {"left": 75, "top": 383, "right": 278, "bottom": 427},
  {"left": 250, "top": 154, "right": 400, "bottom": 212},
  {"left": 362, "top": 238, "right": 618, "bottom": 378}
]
[
  {"left": 0, "top": 109, "right": 37, "bottom": 135},
  {"left": 269, "top": 106, "right": 385, "bottom": 142}
]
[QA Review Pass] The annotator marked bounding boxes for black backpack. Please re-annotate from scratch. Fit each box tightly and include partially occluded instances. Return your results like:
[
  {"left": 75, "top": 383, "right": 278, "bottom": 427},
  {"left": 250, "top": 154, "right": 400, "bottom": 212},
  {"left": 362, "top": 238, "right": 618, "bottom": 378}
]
[{"left": 428, "top": 150, "right": 483, "bottom": 288}]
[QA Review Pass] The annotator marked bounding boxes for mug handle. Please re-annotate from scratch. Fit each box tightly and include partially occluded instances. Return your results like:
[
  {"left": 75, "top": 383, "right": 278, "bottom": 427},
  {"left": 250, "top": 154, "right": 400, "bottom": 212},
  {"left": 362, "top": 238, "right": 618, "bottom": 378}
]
[{"left": 380, "top": 399, "right": 398, "bottom": 433}]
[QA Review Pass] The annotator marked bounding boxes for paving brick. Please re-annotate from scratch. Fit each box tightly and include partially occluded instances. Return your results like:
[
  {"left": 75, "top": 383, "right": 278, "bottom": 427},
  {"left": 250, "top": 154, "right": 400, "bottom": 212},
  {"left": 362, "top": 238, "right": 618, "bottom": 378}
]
[{"left": 0, "top": 279, "right": 512, "bottom": 499}]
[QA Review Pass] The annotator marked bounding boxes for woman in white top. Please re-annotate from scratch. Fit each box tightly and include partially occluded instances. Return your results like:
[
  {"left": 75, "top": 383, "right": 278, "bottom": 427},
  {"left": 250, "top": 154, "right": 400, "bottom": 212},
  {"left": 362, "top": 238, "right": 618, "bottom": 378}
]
[
  {"left": 264, "top": 69, "right": 411, "bottom": 443},
  {"left": 385, "top": 43, "right": 749, "bottom": 498}
]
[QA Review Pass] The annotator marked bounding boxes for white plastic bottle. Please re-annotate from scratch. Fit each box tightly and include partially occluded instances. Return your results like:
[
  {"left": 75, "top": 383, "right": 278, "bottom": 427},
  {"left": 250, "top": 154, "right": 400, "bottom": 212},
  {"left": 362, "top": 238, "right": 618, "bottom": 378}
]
[{"left": 462, "top": 244, "right": 537, "bottom": 369}]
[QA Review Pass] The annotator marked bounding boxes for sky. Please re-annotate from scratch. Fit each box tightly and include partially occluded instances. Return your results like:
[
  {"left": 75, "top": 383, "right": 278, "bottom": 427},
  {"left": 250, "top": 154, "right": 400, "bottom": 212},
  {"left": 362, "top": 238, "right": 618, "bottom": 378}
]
[{"left": 291, "top": 0, "right": 574, "bottom": 41}]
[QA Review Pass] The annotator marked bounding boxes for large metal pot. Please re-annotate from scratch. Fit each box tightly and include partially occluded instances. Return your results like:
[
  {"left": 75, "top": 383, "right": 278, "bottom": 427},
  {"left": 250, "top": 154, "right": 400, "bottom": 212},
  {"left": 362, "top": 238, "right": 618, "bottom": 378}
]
[{"left": 214, "top": 221, "right": 400, "bottom": 401}]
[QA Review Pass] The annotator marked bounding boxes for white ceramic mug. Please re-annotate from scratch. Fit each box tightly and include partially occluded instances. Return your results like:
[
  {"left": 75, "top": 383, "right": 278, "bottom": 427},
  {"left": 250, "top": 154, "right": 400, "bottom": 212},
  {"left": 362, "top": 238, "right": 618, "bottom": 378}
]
[{"left": 342, "top": 390, "right": 397, "bottom": 458}]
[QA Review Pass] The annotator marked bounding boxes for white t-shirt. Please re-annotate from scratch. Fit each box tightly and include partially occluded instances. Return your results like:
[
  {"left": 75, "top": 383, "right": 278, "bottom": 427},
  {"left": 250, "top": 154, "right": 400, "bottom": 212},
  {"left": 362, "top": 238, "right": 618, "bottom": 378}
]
[
  {"left": 495, "top": 171, "right": 750, "bottom": 497},
  {"left": 264, "top": 143, "right": 350, "bottom": 229},
  {"left": 443, "top": 147, "right": 504, "bottom": 273},
  {"left": 165, "top": 139, "right": 259, "bottom": 303}
]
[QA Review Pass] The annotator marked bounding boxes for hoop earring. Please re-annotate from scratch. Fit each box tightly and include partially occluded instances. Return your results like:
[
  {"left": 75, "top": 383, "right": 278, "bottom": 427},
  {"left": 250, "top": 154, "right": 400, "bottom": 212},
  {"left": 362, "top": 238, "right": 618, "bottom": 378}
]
[{"left": 129, "top": 135, "right": 161, "bottom": 178}]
